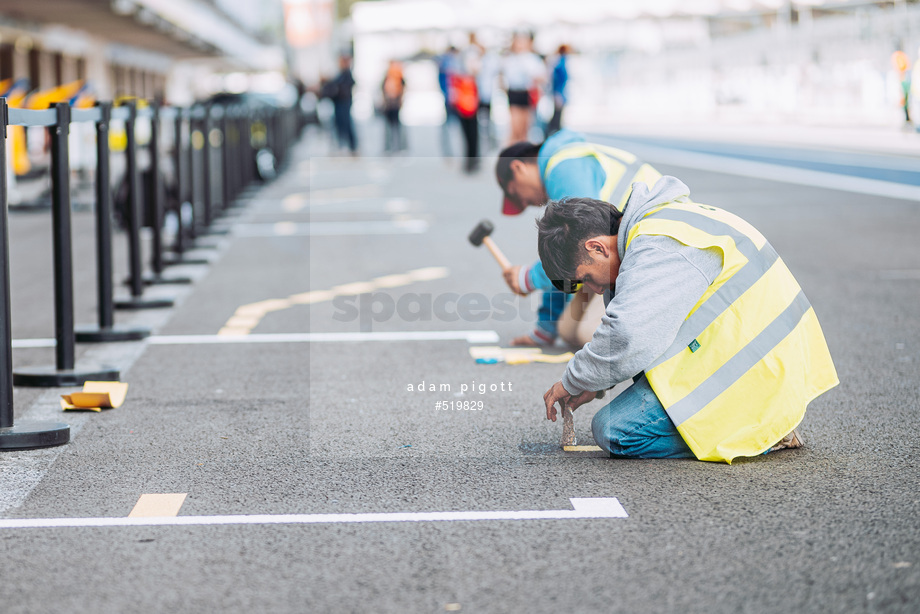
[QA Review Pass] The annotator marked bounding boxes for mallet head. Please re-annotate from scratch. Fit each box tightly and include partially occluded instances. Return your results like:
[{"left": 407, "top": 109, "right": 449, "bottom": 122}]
[{"left": 468, "top": 220, "right": 494, "bottom": 247}]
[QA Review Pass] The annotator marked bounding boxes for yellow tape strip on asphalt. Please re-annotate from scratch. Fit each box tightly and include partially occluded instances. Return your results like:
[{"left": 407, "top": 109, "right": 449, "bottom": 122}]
[
  {"left": 217, "top": 266, "right": 450, "bottom": 336},
  {"left": 128, "top": 493, "right": 188, "bottom": 518}
]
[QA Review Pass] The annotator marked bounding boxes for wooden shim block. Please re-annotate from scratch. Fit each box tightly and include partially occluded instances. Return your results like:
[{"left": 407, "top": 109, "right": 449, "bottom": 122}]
[{"left": 561, "top": 406, "right": 576, "bottom": 447}]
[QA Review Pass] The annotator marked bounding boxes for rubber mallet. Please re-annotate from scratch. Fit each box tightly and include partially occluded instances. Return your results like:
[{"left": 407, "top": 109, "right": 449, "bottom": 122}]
[{"left": 468, "top": 220, "right": 511, "bottom": 271}]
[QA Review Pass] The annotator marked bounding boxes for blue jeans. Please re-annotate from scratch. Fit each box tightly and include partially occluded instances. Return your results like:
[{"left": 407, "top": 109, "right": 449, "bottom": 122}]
[
  {"left": 591, "top": 374, "right": 695, "bottom": 459},
  {"left": 333, "top": 101, "right": 357, "bottom": 152},
  {"left": 536, "top": 288, "right": 571, "bottom": 341}
]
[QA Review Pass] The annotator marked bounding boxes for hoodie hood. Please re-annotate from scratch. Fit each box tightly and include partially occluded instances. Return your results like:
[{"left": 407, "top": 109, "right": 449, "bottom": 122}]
[{"left": 618, "top": 176, "right": 691, "bottom": 262}]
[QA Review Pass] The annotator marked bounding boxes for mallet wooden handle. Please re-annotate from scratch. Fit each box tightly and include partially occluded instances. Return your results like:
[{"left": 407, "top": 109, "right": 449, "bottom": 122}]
[{"left": 482, "top": 236, "right": 511, "bottom": 271}]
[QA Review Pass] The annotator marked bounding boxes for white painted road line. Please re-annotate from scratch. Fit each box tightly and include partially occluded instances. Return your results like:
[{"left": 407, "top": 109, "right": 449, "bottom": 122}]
[
  {"left": 11, "top": 338, "right": 55, "bottom": 348},
  {"left": 12, "top": 330, "right": 500, "bottom": 348},
  {"left": 622, "top": 142, "right": 920, "bottom": 202},
  {"left": 0, "top": 498, "right": 627, "bottom": 529},
  {"left": 232, "top": 219, "right": 429, "bottom": 237},
  {"left": 149, "top": 331, "right": 500, "bottom": 344}
]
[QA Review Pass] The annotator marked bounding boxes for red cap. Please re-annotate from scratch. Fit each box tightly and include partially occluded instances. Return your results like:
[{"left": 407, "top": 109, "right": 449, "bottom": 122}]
[{"left": 502, "top": 195, "right": 524, "bottom": 216}]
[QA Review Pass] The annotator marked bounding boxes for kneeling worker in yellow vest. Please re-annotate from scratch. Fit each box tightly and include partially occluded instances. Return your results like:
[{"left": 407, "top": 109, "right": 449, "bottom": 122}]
[{"left": 538, "top": 177, "right": 838, "bottom": 463}]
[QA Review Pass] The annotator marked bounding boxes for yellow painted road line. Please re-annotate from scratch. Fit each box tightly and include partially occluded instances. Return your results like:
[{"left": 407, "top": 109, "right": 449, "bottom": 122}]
[
  {"left": 128, "top": 493, "right": 188, "bottom": 518},
  {"left": 217, "top": 266, "right": 450, "bottom": 336}
]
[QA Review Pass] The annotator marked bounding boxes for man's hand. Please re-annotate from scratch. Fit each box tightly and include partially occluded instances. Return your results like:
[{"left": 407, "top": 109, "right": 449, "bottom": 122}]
[
  {"left": 567, "top": 389, "right": 597, "bottom": 412},
  {"left": 503, "top": 265, "right": 528, "bottom": 296},
  {"left": 544, "top": 381, "right": 596, "bottom": 422},
  {"left": 543, "top": 381, "right": 571, "bottom": 422}
]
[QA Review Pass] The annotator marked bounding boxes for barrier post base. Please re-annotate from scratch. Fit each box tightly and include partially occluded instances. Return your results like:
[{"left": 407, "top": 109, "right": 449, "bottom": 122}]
[
  {"left": 146, "top": 275, "right": 194, "bottom": 285},
  {"left": 162, "top": 256, "right": 212, "bottom": 267},
  {"left": 0, "top": 421, "right": 70, "bottom": 450},
  {"left": 114, "top": 297, "right": 175, "bottom": 310},
  {"left": 12, "top": 364, "right": 120, "bottom": 387},
  {"left": 198, "top": 227, "right": 230, "bottom": 237},
  {"left": 185, "top": 242, "right": 220, "bottom": 250},
  {"left": 75, "top": 324, "right": 150, "bottom": 343},
  {"left": 123, "top": 275, "right": 194, "bottom": 286}
]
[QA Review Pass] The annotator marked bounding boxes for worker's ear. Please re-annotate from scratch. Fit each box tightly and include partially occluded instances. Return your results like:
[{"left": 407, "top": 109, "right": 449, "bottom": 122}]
[
  {"left": 508, "top": 159, "right": 530, "bottom": 178},
  {"left": 584, "top": 237, "right": 609, "bottom": 258}
]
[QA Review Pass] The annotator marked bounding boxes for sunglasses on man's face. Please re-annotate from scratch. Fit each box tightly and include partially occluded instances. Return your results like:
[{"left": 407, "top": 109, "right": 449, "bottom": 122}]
[{"left": 551, "top": 279, "right": 583, "bottom": 294}]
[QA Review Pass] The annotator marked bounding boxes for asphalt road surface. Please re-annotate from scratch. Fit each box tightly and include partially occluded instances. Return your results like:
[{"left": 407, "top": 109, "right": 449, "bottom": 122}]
[{"left": 0, "top": 123, "right": 918, "bottom": 613}]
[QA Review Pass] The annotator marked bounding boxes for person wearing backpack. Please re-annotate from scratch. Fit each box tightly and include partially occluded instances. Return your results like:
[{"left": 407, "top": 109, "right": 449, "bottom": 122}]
[{"left": 449, "top": 42, "right": 481, "bottom": 173}]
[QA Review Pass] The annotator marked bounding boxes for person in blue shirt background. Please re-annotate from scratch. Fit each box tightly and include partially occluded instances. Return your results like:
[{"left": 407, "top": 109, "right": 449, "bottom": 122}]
[
  {"left": 436, "top": 46, "right": 460, "bottom": 157},
  {"left": 546, "top": 45, "right": 570, "bottom": 137},
  {"left": 495, "top": 129, "right": 662, "bottom": 347}
]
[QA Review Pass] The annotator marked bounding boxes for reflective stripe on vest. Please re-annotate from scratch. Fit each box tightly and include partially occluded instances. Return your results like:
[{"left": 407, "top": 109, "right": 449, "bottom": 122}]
[
  {"left": 627, "top": 201, "right": 839, "bottom": 463},
  {"left": 544, "top": 143, "right": 661, "bottom": 210}
]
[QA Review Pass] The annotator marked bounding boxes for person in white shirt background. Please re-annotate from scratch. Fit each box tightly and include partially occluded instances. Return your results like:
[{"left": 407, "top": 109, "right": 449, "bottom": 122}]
[{"left": 501, "top": 31, "right": 545, "bottom": 144}]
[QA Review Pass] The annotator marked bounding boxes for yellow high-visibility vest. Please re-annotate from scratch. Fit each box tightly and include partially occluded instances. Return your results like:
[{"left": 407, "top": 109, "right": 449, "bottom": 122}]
[
  {"left": 544, "top": 143, "right": 662, "bottom": 211},
  {"left": 627, "top": 200, "right": 839, "bottom": 463}
]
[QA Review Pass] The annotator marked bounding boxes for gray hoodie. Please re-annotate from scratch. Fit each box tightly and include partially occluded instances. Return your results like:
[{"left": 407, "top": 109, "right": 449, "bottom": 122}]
[{"left": 561, "top": 176, "right": 724, "bottom": 395}]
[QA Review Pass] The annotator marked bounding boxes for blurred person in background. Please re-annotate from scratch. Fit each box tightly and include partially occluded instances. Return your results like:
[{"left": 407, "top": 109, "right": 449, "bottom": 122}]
[
  {"left": 892, "top": 50, "right": 912, "bottom": 126},
  {"left": 448, "top": 35, "right": 482, "bottom": 173},
  {"left": 476, "top": 37, "right": 501, "bottom": 152},
  {"left": 546, "top": 45, "right": 570, "bottom": 137},
  {"left": 501, "top": 31, "right": 545, "bottom": 144},
  {"left": 322, "top": 54, "right": 358, "bottom": 155},
  {"left": 911, "top": 46, "right": 920, "bottom": 126},
  {"left": 381, "top": 59, "right": 406, "bottom": 153},
  {"left": 436, "top": 46, "right": 461, "bottom": 157}
]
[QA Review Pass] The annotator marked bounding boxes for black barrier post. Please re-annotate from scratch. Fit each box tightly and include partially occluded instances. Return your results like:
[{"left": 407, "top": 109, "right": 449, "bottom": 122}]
[
  {"left": 228, "top": 111, "right": 237, "bottom": 205},
  {"left": 200, "top": 105, "right": 228, "bottom": 237},
  {"left": 230, "top": 111, "right": 241, "bottom": 202},
  {"left": 0, "top": 99, "right": 70, "bottom": 447},
  {"left": 162, "top": 106, "right": 213, "bottom": 267},
  {"left": 141, "top": 104, "right": 191, "bottom": 286},
  {"left": 239, "top": 112, "right": 249, "bottom": 190},
  {"left": 188, "top": 109, "right": 201, "bottom": 242},
  {"left": 220, "top": 111, "right": 230, "bottom": 212},
  {"left": 221, "top": 110, "right": 243, "bottom": 212},
  {"left": 75, "top": 102, "right": 150, "bottom": 343},
  {"left": 114, "top": 101, "right": 174, "bottom": 310},
  {"left": 172, "top": 107, "right": 187, "bottom": 257},
  {"left": 13, "top": 103, "right": 119, "bottom": 387},
  {"left": 149, "top": 102, "right": 165, "bottom": 278},
  {"left": 244, "top": 113, "right": 255, "bottom": 186},
  {"left": 202, "top": 104, "right": 213, "bottom": 228}
]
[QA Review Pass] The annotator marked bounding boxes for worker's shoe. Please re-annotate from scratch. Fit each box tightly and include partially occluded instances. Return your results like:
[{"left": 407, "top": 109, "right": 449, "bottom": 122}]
[
  {"left": 769, "top": 429, "right": 804, "bottom": 452},
  {"left": 510, "top": 330, "right": 555, "bottom": 347}
]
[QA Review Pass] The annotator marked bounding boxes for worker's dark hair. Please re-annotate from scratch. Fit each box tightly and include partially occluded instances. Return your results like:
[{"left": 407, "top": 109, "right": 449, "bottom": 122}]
[
  {"left": 537, "top": 197, "right": 623, "bottom": 282},
  {"left": 495, "top": 141, "right": 542, "bottom": 191}
]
